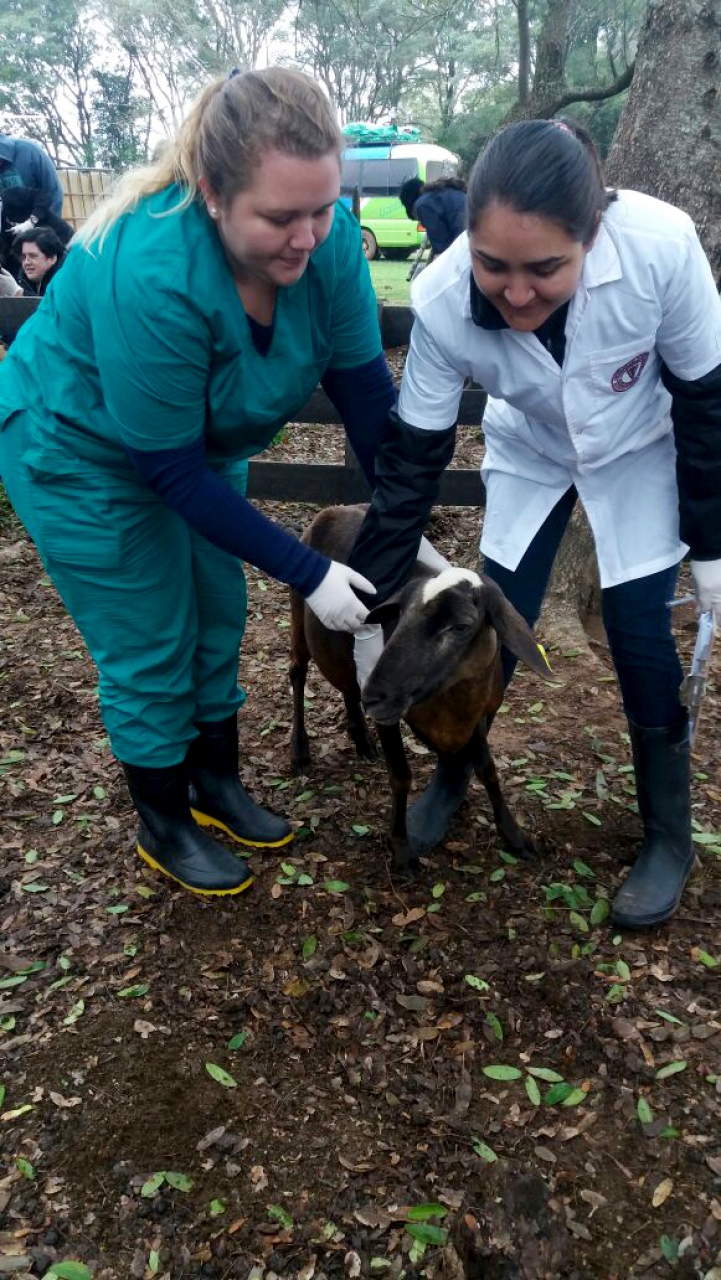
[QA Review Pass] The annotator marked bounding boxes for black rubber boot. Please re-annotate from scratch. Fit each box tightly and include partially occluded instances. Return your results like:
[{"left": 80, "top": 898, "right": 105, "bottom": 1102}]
[
  {"left": 406, "top": 752, "right": 474, "bottom": 855},
  {"left": 611, "top": 717, "right": 695, "bottom": 929},
  {"left": 187, "top": 714, "right": 293, "bottom": 850},
  {"left": 123, "top": 762, "right": 253, "bottom": 896}
]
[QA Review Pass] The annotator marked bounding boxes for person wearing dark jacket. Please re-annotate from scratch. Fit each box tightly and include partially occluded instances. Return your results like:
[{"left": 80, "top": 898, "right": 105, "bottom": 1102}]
[
  {"left": 400, "top": 176, "right": 467, "bottom": 256},
  {"left": 0, "top": 133, "right": 64, "bottom": 216},
  {"left": 0, "top": 185, "right": 74, "bottom": 273}
]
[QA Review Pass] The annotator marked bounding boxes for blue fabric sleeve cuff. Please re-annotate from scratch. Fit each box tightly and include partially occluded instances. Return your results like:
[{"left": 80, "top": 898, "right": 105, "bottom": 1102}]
[{"left": 124, "top": 438, "right": 329, "bottom": 596}]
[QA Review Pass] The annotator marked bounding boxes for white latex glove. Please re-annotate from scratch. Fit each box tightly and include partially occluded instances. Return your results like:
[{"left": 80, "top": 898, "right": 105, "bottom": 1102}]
[
  {"left": 0, "top": 267, "right": 22, "bottom": 298},
  {"left": 417, "top": 535, "right": 451, "bottom": 574},
  {"left": 353, "top": 623, "right": 384, "bottom": 691},
  {"left": 305, "top": 560, "right": 376, "bottom": 632},
  {"left": 691, "top": 559, "right": 721, "bottom": 614},
  {"left": 9, "top": 216, "right": 36, "bottom": 238}
]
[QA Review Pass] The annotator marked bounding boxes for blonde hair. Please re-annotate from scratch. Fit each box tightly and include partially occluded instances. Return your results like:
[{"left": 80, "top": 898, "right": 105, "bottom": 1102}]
[{"left": 78, "top": 68, "right": 342, "bottom": 248}]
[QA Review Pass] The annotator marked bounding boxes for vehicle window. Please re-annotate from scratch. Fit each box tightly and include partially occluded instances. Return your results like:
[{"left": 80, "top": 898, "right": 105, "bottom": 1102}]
[
  {"left": 426, "top": 159, "right": 458, "bottom": 183},
  {"left": 340, "top": 158, "right": 362, "bottom": 193},
  {"left": 359, "top": 159, "right": 391, "bottom": 195},
  {"left": 388, "top": 158, "right": 419, "bottom": 191}
]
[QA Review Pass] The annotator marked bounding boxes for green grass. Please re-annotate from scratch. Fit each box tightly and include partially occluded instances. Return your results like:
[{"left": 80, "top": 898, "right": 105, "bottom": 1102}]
[{"left": 368, "top": 258, "right": 414, "bottom": 305}]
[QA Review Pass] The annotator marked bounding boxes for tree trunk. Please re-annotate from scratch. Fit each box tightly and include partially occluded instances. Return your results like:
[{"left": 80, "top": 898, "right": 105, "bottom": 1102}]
[
  {"left": 517, "top": 0, "right": 531, "bottom": 106},
  {"left": 605, "top": 0, "right": 721, "bottom": 281}
]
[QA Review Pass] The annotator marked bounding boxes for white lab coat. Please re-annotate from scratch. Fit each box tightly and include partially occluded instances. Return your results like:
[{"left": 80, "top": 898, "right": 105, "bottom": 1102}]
[{"left": 398, "top": 190, "right": 721, "bottom": 587}]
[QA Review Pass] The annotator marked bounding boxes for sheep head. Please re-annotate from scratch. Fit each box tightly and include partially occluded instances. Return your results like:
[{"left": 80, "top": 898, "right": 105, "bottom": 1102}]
[{"left": 362, "top": 568, "right": 552, "bottom": 727}]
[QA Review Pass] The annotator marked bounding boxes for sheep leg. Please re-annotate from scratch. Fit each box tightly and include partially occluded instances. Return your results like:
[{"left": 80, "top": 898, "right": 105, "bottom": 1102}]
[
  {"left": 343, "top": 689, "right": 377, "bottom": 760},
  {"left": 290, "top": 594, "right": 312, "bottom": 774},
  {"left": 376, "top": 723, "right": 418, "bottom": 876},
  {"left": 469, "top": 725, "right": 538, "bottom": 858},
  {"left": 406, "top": 749, "right": 474, "bottom": 855}
]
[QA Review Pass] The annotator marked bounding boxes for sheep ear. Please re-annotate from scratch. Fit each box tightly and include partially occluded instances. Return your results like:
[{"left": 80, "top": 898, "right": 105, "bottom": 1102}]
[
  {"left": 480, "top": 580, "right": 554, "bottom": 680},
  {"left": 365, "top": 600, "right": 402, "bottom": 628}
]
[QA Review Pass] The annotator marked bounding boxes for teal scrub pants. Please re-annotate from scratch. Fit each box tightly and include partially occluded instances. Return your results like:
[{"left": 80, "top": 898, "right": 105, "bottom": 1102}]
[{"left": 0, "top": 410, "right": 248, "bottom": 767}]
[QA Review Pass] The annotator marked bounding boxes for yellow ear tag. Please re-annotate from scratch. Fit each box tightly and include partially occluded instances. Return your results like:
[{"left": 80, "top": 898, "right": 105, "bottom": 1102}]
[{"left": 537, "top": 642, "right": 553, "bottom": 672}]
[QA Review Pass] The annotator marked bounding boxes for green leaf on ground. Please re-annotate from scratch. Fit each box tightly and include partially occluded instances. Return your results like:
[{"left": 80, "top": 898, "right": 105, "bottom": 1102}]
[
  {"left": 164, "top": 1171, "right": 193, "bottom": 1192},
  {"left": 141, "top": 1172, "right": 166, "bottom": 1197},
  {"left": 268, "top": 1204, "right": 294, "bottom": 1229},
  {"left": 406, "top": 1203, "right": 447, "bottom": 1221},
  {"left": 656, "top": 1060, "right": 687, "bottom": 1080},
  {"left": 545, "top": 1082, "right": 575, "bottom": 1105},
  {"left": 525, "top": 1075, "right": 542, "bottom": 1106},
  {"left": 406, "top": 1223, "right": 448, "bottom": 1245},
  {"left": 485, "top": 1012, "right": 503, "bottom": 1042},
  {"left": 63, "top": 1000, "right": 85, "bottom": 1026},
  {"left": 590, "top": 898, "right": 610, "bottom": 925},
  {"left": 44, "top": 1264, "right": 94, "bottom": 1280},
  {"left": 205, "top": 1062, "right": 237, "bottom": 1088},
  {"left": 465, "top": 975, "right": 490, "bottom": 992},
  {"left": 471, "top": 1139, "right": 498, "bottom": 1162},
  {"left": 482, "top": 1064, "right": 523, "bottom": 1081},
  {"left": 637, "top": 1097, "right": 654, "bottom": 1125},
  {"left": 660, "top": 1236, "right": 679, "bottom": 1263},
  {"left": 561, "top": 1088, "right": 588, "bottom": 1106}
]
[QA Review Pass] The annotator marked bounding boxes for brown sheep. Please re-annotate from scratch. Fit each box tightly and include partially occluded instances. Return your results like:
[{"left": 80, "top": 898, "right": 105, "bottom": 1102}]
[{"left": 290, "top": 504, "right": 552, "bottom": 874}]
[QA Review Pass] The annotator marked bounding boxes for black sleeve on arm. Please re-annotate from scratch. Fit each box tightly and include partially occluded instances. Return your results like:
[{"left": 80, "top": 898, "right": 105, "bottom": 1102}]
[
  {"left": 661, "top": 360, "right": 721, "bottom": 559},
  {"left": 321, "top": 353, "right": 396, "bottom": 487},
  {"left": 347, "top": 409, "right": 456, "bottom": 603}
]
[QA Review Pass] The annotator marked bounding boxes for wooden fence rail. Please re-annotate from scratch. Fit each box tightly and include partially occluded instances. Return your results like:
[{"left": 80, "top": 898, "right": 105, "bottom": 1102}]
[{"left": 0, "top": 297, "right": 486, "bottom": 507}]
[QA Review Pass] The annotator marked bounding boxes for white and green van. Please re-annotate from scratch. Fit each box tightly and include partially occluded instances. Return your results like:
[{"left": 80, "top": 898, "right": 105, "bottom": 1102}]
[{"left": 340, "top": 142, "right": 460, "bottom": 260}]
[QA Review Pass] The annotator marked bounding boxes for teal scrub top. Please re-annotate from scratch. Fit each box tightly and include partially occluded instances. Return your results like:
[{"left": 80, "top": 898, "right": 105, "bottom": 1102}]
[{"left": 0, "top": 187, "right": 381, "bottom": 476}]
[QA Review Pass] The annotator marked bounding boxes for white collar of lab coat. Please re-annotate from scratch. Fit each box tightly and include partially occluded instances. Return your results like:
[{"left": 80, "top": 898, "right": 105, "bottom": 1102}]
[{"left": 582, "top": 217, "right": 622, "bottom": 289}]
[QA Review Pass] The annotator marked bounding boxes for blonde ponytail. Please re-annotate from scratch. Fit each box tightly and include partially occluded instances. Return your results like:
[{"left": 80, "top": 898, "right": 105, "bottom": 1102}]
[
  {"left": 77, "top": 79, "right": 223, "bottom": 248},
  {"left": 78, "top": 69, "right": 342, "bottom": 250}
]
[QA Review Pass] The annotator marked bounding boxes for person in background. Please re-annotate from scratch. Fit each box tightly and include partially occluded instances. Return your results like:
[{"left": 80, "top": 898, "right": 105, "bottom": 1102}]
[
  {"left": 349, "top": 118, "right": 721, "bottom": 930},
  {"left": 400, "top": 175, "right": 467, "bottom": 258},
  {"left": 0, "top": 132, "right": 64, "bottom": 216},
  {"left": 16, "top": 227, "right": 67, "bottom": 296},
  {"left": 0, "top": 67, "right": 450, "bottom": 899},
  {"left": 0, "top": 185, "right": 74, "bottom": 275}
]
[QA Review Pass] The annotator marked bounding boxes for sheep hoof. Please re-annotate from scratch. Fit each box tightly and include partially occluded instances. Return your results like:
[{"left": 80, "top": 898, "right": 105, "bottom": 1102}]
[
  {"left": 352, "top": 733, "right": 378, "bottom": 761},
  {"left": 290, "top": 747, "right": 312, "bottom": 776},
  {"left": 391, "top": 843, "right": 421, "bottom": 878},
  {"left": 506, "top": 828, "right": 539, "bottom": 860}
]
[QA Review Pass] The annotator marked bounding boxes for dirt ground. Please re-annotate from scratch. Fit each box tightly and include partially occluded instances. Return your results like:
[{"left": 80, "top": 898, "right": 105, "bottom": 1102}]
[{"left": 1, "top": 425, "right": 720, "bottom": 1280}]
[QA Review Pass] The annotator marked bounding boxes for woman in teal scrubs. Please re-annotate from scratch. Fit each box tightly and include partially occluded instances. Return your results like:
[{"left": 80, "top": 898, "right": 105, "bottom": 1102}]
[{"left": 0, "top": 68, "right": 395, "bottom": 898}]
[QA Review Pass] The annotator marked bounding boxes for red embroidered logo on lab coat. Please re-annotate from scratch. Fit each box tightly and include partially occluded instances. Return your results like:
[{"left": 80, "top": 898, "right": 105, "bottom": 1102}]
[{"left": 611, "top": 351, "right": 649, "bottom": 392}]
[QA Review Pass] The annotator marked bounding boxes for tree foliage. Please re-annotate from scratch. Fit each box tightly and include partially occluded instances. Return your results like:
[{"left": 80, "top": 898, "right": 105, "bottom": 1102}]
[{"left": 0, "top": 0, "right": 646, "bottom": 170}]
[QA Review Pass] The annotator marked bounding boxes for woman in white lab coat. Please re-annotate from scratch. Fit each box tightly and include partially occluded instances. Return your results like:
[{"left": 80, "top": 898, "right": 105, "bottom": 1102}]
[{"left": 349, "top": 118, "right": 721, "bottom": 930}]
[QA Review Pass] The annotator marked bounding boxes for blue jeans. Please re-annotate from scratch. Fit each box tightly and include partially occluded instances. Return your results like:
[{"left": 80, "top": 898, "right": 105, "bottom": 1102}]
[{"left": 484, "top": 487, "right": 685, "bottom": 730}]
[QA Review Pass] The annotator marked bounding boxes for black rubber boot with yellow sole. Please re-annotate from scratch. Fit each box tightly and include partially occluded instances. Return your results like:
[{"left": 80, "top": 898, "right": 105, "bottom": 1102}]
[
  {"left": 611, "top": 717, "right": 695, "bottom": 930},
  {"left": 187, "top": 714, "right": 293, "bottom": 850},
  {"left": 123, "top": 761, "right": 253, "bottom": 897}
]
